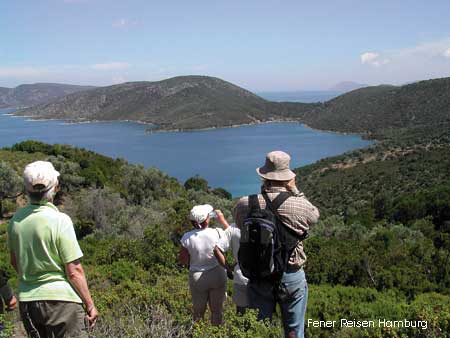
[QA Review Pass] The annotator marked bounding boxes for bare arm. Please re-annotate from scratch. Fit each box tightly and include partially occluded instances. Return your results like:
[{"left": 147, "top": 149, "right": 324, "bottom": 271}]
[
  {"left": 215, "top": 210, "right": 230, "bottom": 230},
  {"left": 213, "top": 246, "right": 227, "bottom": 268},
  {"left": 178, "top": 247, "right": 190, "bottom": 267},
  {"left": 65, "top": 260, "right": 98, "bottom": 328}
]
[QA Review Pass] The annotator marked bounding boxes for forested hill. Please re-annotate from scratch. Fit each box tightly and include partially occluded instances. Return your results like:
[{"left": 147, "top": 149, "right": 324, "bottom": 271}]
[
  {"left": 0, "top": 83, "right": 95, "bottom": 109},
  {"left": 295, "top": 123, "right": 450, "bottom": 218},
  {"left": 302, "top": 77, "right": 450, "bottom": 134},
  {"left": 14, "top": 76, "right": 316, "bottom": 131},
  {"left": 13, "top": 76, "right": 450, "bottom": 134}
]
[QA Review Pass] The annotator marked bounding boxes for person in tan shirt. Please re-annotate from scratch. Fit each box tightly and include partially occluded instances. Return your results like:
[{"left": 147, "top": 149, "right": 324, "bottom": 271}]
[{"left": 233, "top": 151, "right": 319, "bottom": 338}]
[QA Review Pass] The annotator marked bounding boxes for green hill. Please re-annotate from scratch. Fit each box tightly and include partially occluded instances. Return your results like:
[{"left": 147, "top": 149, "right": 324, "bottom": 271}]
[
  {"left": 303, "top": 77, "right": 450, "bottom": 134},
  {"left": 295, "top": 124, "right": 450, "bottom": 217},
  {"left": 0, "top": 83, "right": 95, "bottom": 108},
  {"left": 15, "top": 76, "right": 315, "bottom": 131}
]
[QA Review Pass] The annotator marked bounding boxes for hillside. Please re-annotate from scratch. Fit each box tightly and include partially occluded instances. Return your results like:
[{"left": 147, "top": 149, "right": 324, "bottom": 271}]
[
  {"left": 303, "top": 77, "right": 450, "bottom": 134},
  {"left": 0, "top": 139, "right": 449, "bottom": 337},
  {"left": 0, "top": 83, "right": 94, "bottom": 108},
  {"left": 14, "top": 76, "right": 316, "bottom": 131},
  {"left": 295, "top": 124, "right": 450, "bottom": 217},
  {"left": 13, "top": 76, "right": 450, "bottom": 134}
]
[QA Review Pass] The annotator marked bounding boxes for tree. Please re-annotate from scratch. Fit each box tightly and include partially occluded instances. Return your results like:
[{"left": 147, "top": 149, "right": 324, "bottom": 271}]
[
  {"left": 211, "top": 187, "right": 232, "bottom": 200},
  {"left": 0, "top": 162, "right": 22, "bottom": 218},
  {"left": 184, "top": 175, "right": 208, "bottom": 192}
]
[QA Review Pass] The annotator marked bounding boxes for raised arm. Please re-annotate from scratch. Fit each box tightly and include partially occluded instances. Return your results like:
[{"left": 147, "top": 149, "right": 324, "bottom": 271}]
[
  {"left": 215, "top": 210, "right": 230, "bottom": 230},
  {"left": 65, "top": 260, "right": 98, "bottom": 328}
]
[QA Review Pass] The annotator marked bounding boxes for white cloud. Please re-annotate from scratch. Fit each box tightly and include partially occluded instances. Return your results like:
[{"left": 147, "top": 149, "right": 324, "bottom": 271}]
[
  {"left": 360, "top": 52, "right": 389, "bottom": 67},
  {"left": 443, "top": 48, "right": 450, "bottom": 58},
  {"left": 91, "top": 62, "right": 131, "bottom": 71},
  {"left": 355, "top": 37, "right": 450, "bottom": 86},
  {"left": 361, "top": 52, "right": 379, "bottom": 64},
  {"left": 113, "top": 18, "right": 140, "bottom": 28}
]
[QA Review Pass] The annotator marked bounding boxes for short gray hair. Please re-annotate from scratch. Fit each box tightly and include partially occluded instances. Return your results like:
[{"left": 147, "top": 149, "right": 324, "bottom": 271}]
[{"left": 28, "top": 185, "right": 57, "bottom": 203}]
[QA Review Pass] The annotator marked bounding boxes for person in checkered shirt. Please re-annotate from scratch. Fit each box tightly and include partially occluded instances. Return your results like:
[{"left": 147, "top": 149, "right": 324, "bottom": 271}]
[{"left": 233, "top": 150, "right": 319, "bottom": 338}]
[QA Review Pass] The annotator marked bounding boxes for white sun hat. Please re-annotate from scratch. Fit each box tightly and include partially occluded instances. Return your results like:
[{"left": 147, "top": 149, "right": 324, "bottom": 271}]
[
  {"left": 23, "top": 161, "right": 60, "bottom": 193},
  {"left": 189, "top": 204, "right": 214, "bottom": 224}
]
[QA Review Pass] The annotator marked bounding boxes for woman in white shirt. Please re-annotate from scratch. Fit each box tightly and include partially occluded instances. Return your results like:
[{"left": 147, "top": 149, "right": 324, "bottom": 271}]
[{"left": 179, "top": 204, "right": 229, "bottom": 325}]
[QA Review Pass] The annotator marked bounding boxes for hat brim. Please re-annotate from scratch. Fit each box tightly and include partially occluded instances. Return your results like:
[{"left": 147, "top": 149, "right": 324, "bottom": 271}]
[{"left": 256, "top": 167, "right": 296, "bottom": 181}]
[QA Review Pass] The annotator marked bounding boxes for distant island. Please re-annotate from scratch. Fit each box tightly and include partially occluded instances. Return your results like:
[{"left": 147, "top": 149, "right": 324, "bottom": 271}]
[{"left": 9, "top": 75, "right": 450, "bottom": 135}]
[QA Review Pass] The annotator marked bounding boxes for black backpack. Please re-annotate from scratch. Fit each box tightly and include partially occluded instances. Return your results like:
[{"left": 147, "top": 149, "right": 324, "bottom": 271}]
[{"left": 238, "top": 192, "right": 307, "bottom": 282}]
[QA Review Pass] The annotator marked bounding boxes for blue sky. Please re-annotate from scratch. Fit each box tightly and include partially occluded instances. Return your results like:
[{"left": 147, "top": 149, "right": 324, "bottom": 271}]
[{"left": 1, "top": 0, "right": 450, "bottom": 90}]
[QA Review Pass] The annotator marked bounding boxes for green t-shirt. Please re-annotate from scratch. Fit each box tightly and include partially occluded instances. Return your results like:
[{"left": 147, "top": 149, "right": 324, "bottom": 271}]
[{"left": 7, "top": 202, "right": 83, "bottom": 303}]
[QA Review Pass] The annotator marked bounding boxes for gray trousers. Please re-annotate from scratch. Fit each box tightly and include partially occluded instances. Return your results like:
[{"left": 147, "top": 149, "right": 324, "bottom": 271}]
[
  {"left": 189, "top": 265, "right": 227, "bottom": 325},
  {"left": 19, "top": 301, "right": 88, "bottom": 338}
]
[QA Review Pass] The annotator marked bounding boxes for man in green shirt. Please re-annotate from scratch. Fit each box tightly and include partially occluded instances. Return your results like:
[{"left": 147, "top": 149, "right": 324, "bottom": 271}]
[{"left": 7, "top": 161, "right": 98, "bottom": 338}]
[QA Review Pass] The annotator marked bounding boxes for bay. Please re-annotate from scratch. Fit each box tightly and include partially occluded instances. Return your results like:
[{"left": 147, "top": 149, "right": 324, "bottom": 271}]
[
  {"left": 257, "top": 91, "right": 341, "bottom": 103},
  {"left": 0, "top": 108, "right": 373, "bottom": 197}
]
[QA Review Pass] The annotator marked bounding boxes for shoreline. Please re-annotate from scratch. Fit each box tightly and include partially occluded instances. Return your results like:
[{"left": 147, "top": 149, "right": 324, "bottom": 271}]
[
  {"left": 145, "top": 119, "right": 305, "bottom": 134},
  {"left": 5, "top": 111, "right": 372, "bottom": 139},
  {"left": 7, "top": 113, "right": 155, "bottom": 126}
]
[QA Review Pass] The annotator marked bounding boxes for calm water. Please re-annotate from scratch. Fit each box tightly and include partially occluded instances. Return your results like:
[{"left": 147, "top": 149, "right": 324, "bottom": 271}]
[
  {"left": 0, "top": 108, "right": 373, "bottom": 197},
  {"left": 258, "top": 91, "right": 341, "bottom": 103}
]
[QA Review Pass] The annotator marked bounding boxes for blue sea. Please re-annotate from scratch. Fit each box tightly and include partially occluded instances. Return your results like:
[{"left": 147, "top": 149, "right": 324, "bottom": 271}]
[
  {"left": 257, "top": 91, "right": 341, "bottom": 103},
  {"left": 0, "top": 108, "right": 373, "bottom": 197}
]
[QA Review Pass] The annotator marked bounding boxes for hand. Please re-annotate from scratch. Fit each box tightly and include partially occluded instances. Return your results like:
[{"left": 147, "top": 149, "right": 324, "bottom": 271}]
[
  {"left": 215, "top": 210, "right": 228, "bottom": 226},
  {"left": 286, "top": 178, "right": 297, "bottom": 192},
  {"left": 86, "top": 305, "right": 99, "bottom": 329},
  {"left": 6, "top": 295, "right": 17, "bottom": 311}
]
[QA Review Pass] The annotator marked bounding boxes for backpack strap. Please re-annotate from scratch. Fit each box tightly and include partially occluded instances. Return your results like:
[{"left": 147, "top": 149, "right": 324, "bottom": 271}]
[
  {"left": 248, "top": 194, "right": 261, "bottom": 211},
  {"left": 263, "top": 192, "right": 290, "bottom": 211},
  {"left": 262, "top": 192, "right": 290, "bottom": 214},
  {"left": 262, "top": 192, "right": 307, "bottom": 241}
]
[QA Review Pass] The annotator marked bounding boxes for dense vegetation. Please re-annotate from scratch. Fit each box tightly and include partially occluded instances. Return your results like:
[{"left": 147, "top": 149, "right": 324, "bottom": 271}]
[
  {"left": 0, "top": 135, "right": 449, "bottom": 337},
  {"left": 302, "top": 77, "right": 450, "bottom": 134},
  {"left": 14, "top": 76, "right": 317, "bottom": 131}
]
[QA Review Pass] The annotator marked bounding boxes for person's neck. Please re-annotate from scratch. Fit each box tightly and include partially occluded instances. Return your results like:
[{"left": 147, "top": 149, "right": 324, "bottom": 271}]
[
  {"left": 262, "top": 185, "right": 288, "bottom": 193},
  {"left": 30, "top": 199, "right": 52, "bottom": 205}
]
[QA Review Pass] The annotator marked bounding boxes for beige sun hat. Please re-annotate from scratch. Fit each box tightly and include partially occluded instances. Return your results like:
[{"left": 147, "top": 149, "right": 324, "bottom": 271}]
[
  {"left": 23, "top": 161, "right": 60, "bottom": 193},
  {"left": 189, "top": 204, "right": 214, "bottom": 224},
  {"left": 256, "top": 150, "right": 296, "bottom": 181}
]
